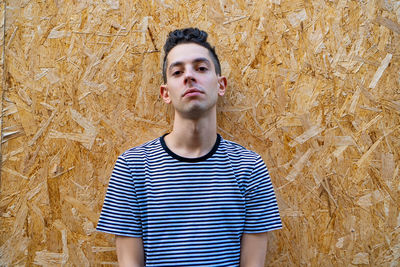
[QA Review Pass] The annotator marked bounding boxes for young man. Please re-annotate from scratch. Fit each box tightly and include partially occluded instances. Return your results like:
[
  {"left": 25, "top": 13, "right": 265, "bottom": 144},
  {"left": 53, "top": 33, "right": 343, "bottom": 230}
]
[{"left": 97, "top": 28, "right": 282, "bottom": 267}]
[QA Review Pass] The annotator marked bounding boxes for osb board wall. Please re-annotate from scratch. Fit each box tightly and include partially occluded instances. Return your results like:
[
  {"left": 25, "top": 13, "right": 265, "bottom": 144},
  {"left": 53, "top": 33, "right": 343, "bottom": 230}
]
[{"left": 0, "top": 0, "right": 399, "bottom": 266}]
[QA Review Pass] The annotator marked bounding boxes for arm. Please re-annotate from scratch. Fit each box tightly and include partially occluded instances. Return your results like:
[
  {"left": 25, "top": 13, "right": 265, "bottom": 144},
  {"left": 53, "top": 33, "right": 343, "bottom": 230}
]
[
  {"left": 115, "top": 235, "right": 145, "bottom": 267},
  {"left": 240, "top": 232, "right": 268, "bottom": 267}
]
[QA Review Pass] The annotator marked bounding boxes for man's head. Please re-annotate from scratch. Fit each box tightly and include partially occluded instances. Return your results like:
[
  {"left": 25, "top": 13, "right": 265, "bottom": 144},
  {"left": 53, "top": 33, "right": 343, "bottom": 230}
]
[
  {"left": 160, "top": 28, "right": 227, "bottom": 120},
  {"left": 162, "top": 28, "right": 221, "bottom": 83}
]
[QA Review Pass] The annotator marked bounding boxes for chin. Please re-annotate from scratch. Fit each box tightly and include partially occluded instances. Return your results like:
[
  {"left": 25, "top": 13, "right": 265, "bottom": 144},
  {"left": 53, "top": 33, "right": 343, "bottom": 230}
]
[{"left": 181, "top": 106, "right": 214, "bottom": 119}]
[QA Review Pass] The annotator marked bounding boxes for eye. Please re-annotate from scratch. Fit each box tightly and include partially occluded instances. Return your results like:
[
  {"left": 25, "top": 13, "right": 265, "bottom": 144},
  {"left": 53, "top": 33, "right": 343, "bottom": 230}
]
[
  {"left": 172, "top": 70, "right": 182, "bottom": 76},
  {"left": 198, "top": 66, "right": 208, "bottom": 72}
]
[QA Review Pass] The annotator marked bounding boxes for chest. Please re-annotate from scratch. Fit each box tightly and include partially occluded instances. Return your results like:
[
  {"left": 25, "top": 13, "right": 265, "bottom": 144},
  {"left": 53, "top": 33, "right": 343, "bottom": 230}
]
[{"left": 134, "top": 161, "right": 246, "bottom": 225}]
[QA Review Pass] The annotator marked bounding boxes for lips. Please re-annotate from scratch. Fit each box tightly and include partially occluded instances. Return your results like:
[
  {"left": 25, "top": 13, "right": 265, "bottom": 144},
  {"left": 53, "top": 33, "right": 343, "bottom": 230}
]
[{"left": 182, "top": 88, "right": 204, "bottom": 97}]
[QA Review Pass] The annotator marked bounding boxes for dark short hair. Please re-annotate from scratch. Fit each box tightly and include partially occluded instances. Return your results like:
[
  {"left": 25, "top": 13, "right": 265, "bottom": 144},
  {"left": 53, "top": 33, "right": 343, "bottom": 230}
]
[{"left": 162, "top": 27, "right": 221, "bottom": 83}]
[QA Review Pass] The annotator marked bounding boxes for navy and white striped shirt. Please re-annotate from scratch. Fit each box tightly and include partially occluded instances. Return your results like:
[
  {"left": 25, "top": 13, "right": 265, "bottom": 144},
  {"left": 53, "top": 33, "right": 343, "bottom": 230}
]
[{"left": 97, "top": 134, "right": 282, "bottom": 266}]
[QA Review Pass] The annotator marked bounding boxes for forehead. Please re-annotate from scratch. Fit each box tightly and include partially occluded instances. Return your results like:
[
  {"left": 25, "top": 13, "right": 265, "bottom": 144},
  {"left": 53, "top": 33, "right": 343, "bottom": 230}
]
[{"left": 167, "top": 43, "right": 213, "bottom": 67}]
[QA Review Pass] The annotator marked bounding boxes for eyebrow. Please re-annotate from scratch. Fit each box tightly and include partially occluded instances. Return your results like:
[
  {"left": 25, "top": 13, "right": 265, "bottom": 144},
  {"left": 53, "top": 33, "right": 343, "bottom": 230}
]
[{"left": 168, "top": 57, "right": 211, "bottom": 73}]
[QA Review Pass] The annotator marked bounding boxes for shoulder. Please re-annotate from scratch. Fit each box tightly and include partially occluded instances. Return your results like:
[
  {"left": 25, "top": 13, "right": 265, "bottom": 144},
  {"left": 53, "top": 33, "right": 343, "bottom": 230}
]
[
  {"left": 120, "top": 136, "right": 163, "bottom": 161},
  {"left": 220, "top": 137, "right": 269, "bottom": 188},
  {"left": 220, "top": 137, "right": 260, "bottom": 160}
]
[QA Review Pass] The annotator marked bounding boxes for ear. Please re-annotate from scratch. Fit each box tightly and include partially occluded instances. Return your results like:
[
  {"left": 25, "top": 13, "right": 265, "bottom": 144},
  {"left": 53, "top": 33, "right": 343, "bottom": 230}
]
[
  {"left": 217, "top": 76, "right": 227, "bottom": 96},
  {"left": 160, "top": 85, "right": 171, "bottom": 104}
]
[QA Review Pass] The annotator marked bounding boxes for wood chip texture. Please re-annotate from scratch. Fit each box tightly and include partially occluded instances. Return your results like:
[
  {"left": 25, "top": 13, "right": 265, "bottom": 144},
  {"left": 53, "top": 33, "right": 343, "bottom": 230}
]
[{"left": 1, "top": 0, "right": 400, "bottom": 266}]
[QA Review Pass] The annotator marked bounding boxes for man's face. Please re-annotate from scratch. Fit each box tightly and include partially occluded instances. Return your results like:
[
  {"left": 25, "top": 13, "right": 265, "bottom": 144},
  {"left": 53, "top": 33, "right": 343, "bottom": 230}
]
[{"left": 160, "top": 43, "right": 226, "bottom": 119}]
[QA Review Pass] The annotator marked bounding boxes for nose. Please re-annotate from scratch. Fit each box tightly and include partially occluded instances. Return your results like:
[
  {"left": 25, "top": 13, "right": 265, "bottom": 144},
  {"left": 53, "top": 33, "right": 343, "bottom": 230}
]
[{"left": 184, "top": 68, "right": 196, "bottom": 85}]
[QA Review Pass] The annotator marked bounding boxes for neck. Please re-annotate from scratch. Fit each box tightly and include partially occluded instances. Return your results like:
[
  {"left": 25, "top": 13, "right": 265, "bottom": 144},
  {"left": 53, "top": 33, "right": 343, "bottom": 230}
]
[{"left": 164, "top": 109, "right": 218, "bottom": 159}]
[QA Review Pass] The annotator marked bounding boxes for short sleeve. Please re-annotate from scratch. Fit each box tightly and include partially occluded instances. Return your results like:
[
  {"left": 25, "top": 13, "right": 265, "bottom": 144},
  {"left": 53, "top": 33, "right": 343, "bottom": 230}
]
[
  {"left": 96, "top": 155, "right": 142, "bottom": 237},
  {"left": 243, "top": 155, "right": 282, "bottom": 233}
]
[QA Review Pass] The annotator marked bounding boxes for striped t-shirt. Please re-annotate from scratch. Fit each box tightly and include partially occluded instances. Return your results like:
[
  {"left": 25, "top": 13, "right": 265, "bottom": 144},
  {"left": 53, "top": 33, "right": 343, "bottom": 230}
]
[{"left": 97, "top": 134, "right": 282, "bottom": 266}]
